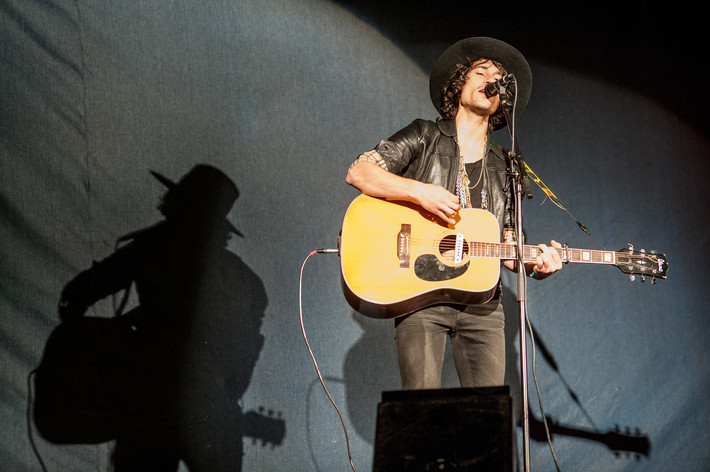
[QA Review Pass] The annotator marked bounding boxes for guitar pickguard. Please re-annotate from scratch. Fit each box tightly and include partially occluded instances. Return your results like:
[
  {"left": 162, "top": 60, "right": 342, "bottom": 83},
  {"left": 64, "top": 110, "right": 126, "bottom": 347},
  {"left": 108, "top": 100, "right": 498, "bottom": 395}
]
[{"left": 414, "top": 254, "right": 469, "bottom": 282}]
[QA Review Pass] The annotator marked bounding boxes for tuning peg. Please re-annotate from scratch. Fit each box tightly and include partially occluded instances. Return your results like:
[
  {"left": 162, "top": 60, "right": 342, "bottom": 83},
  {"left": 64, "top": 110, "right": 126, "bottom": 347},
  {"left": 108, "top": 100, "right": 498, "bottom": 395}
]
[
  {"left": 628, "top": 275, "right": 636, "bottom": 282},
  {"left": 640, "top": 275, "right": 645, "bottom": 283},
  {"left": 651, "top": 276, "right": 657, "bottom": 285},
  {"left": 650, "top": 250, "right": 657, "bottom": 255}
]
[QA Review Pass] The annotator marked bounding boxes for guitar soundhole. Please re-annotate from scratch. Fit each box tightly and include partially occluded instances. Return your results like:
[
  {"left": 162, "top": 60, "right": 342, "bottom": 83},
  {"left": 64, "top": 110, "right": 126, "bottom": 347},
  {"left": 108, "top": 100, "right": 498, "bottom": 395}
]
[{"left": 439, "top": 235, "right": 468, "bottom": 260}]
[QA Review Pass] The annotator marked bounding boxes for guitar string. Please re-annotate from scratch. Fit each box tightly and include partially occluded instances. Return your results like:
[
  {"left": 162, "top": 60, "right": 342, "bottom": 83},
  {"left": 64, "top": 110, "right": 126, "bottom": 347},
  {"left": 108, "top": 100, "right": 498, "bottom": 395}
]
[
  {"left": 395, "top": 239, "right": 638, "bottom": 265},
  {"left": 403, "top": 237, "right": 619, "bottom": 255},
  {"left": 400, "top": 239, "right": 533, "bottom": 254}
]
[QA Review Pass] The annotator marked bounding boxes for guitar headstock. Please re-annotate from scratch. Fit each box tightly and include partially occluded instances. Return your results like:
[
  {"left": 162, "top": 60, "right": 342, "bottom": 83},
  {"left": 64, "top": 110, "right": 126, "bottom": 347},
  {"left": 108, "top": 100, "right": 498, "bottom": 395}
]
[
  {"left": 605, "top": 425, "right": 651, "bottom": 458},
  {"left": 615, "top": 245, "right": 668, "bottom": 283}
]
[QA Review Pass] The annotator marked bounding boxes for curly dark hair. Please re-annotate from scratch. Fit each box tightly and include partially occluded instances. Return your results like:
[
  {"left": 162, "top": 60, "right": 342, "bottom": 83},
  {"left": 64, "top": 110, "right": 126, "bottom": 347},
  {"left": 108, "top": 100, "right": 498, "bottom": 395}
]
[{"left": 439, "top": 58, "right": 508, "bottom": 131}]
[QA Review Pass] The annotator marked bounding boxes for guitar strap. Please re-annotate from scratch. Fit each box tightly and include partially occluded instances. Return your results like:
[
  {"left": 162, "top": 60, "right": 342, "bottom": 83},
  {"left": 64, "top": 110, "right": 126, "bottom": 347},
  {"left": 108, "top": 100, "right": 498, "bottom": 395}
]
[{"left": 521, "top": 160, "right": 607, "bottom": 250}]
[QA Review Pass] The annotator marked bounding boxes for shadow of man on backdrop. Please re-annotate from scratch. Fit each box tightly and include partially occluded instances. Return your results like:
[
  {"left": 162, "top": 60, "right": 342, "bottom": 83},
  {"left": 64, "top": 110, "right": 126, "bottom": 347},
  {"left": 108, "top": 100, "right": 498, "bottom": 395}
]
[{"left": 33, "top": 165, "right": 282, "bottom": 471}]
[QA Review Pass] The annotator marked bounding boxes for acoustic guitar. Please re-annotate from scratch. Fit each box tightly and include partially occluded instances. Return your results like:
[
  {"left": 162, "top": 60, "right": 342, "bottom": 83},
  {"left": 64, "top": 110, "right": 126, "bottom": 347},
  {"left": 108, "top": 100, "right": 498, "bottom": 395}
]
[{"left": 340, "top": 195, "right": 668, "bottom": 319}]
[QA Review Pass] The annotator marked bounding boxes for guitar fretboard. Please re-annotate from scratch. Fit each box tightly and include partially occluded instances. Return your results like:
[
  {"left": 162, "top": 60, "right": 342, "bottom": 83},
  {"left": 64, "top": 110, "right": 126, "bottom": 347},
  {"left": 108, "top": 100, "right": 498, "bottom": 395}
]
[{"left": 470, "top": 242, "right": 615, "bottom": 265}]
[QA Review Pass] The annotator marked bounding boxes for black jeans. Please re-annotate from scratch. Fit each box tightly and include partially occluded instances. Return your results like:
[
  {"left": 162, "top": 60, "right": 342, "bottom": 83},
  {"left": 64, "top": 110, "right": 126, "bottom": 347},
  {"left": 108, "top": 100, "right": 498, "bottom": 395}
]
[{"left": 394, "top": 298, "right": 505, "bottom": 389}]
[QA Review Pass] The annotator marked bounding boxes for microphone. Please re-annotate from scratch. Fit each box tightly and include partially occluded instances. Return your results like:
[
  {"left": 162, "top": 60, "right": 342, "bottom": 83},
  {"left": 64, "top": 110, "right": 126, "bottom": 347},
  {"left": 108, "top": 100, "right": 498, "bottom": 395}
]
[{"left": 483, "top": 74, "right": 514, "bottom": 98}]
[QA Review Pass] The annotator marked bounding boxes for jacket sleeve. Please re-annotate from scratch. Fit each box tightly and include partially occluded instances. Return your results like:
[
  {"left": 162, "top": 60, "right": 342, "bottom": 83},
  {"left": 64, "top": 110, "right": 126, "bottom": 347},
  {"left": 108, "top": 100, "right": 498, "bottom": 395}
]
[
  {"left": 58, "top": 245, "right": 136, "bottom": 321},
  {"left": 373, "top": 119, "right": 427, "bottom": 176}
]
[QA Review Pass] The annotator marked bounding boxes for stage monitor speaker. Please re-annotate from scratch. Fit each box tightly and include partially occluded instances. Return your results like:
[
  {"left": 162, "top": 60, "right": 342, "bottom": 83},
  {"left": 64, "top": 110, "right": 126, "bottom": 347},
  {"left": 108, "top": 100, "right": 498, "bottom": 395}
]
[{"left": 373, "top": 386, "right": 512, "bottom": 472}]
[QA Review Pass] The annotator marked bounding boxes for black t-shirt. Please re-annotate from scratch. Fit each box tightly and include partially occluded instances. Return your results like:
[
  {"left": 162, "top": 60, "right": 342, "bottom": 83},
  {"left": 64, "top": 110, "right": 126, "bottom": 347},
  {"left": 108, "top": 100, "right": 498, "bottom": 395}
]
[{"left": 465, "top": 160, "right": 484, "bottom": 209}]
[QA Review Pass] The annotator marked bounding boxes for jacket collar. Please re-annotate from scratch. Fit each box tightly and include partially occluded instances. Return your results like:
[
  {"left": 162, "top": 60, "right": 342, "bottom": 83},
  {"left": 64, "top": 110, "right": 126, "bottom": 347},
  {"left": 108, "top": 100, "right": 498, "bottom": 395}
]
[{"left": 436, "top": 118, "right": 457, "bottom": 137}]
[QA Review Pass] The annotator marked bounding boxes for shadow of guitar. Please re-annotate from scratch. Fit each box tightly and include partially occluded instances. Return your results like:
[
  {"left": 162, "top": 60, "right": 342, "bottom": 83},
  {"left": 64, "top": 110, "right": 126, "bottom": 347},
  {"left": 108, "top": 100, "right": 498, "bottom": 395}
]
[{"left": 529, "top": 411, "right": 651, "bottom": 459}]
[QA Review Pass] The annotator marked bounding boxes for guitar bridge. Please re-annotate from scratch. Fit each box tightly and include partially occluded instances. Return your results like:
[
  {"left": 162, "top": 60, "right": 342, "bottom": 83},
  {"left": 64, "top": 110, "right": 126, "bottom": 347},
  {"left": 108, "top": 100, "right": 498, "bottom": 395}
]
[
  {"left": 454, "top": 232, "right": 464, "bottom": 264},
  {"left": 397, "top": 224, "right": 411, "bottom": 268}
]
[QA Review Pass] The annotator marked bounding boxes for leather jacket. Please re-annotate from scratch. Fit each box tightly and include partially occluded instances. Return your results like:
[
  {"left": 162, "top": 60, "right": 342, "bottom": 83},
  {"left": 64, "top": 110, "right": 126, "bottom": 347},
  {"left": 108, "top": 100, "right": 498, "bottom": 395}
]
[{"left": 374, "top": 118, "right": 515, "bottom": 237}]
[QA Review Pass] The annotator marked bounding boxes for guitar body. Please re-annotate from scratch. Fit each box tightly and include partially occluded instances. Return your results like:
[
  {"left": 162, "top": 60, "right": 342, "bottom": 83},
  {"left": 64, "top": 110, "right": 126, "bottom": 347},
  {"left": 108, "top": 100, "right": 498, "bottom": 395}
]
[
  {"left": 33, "top": 315, "right": 287, "bottom": 447},
  {"left": 340, "top": 195, "right": 502, "bottom": 319},
  {"left": 33, "top": 315, "right": 150, "bottom": 444}
]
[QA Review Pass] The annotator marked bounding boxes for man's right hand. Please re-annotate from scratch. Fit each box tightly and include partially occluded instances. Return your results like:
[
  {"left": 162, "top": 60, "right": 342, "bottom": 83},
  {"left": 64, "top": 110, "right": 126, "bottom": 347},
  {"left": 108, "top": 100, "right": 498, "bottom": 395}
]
[{"left": 412, "top": 181, "right": 460, "bottom": 225}]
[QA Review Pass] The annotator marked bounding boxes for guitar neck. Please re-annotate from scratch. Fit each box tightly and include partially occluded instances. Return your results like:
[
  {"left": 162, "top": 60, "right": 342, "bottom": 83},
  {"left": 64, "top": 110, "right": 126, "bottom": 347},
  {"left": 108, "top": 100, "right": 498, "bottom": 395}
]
[{"left": 473, "top": 242, "right": 616, "bottom": 266}]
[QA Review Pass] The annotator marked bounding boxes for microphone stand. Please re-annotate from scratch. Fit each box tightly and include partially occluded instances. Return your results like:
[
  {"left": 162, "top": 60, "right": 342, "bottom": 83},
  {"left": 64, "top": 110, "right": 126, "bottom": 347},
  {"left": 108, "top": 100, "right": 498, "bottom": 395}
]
[{"left": 498, "top": 80, "right": 533, "bottom": 472}]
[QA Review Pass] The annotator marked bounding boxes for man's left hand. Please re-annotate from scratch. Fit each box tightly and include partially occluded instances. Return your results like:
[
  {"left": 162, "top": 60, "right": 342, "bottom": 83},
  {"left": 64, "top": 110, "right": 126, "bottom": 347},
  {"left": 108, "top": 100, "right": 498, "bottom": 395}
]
[{"left": 530, "top": 240, "right": 563, "bottom": 279}]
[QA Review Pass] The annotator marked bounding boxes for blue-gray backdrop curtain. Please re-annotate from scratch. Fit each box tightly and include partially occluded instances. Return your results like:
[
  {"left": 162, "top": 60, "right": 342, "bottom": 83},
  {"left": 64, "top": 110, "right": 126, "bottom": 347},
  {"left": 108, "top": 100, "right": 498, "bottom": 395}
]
[{"left": 2, "top": 1, "right": 709, "bottom": 470}]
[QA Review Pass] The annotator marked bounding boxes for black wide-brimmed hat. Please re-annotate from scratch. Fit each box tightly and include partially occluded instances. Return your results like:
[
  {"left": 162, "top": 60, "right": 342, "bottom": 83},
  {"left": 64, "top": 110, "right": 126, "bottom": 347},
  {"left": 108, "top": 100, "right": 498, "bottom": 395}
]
[
  {"left": 151, "top": 164, "right": 243, "bottom": 236},
  {"left": 429, "top": 37, "right": 532, "bottom": 125}
]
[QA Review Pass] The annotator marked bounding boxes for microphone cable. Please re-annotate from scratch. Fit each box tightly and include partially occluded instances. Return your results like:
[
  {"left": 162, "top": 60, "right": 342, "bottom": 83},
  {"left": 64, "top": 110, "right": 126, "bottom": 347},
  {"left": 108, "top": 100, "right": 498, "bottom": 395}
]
[{"left": 299, "top": 248, "right": 357, "bottom": 472}]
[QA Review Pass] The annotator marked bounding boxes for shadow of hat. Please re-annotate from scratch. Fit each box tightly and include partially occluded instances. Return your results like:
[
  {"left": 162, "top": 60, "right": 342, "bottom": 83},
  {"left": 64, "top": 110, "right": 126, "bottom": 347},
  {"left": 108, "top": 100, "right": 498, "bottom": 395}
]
[{"left": 151, "top": 165, "right": 243, "bottom": 237}]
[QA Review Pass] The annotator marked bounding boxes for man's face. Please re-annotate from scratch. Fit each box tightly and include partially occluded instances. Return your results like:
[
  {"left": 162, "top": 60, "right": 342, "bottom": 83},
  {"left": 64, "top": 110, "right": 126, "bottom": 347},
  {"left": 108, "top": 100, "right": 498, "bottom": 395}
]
[{"left": 458, "top": 59, "right": 503, "bottom": 117}]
